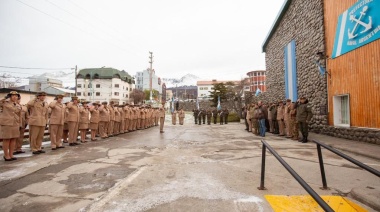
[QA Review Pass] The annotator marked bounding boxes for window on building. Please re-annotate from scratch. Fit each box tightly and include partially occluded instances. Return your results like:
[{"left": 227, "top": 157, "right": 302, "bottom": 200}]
[
  {"left": 126, "top": 87, "right": 129, "bottom": 91},
  {"left": 126, "top": 94, "right": 128, "bottom": 98},
  {"left": 96, "top": 92, "right": 100, "bottom": 96},
  {"left": 115, "top": 84, "right": 119, "bottom": 88},
  {"left": 204, "top": 87, "right": 208, "bottom": 90},
  {"left": 88, "top": 92, "right": 92, "bottom": 96},
  {"left": 88, "top": 84, "right": 92, "bottom": 88},
  {"left": 77, "top": 92, "right": 81, "bottom": 96},
  {"left": 333, "top": 95, "right": 350, "bottom": 127},
  {"left": 96, "top": 84, "right": 100, "bottom": 88},
  {"left": 114, "top": 92, "right": 119, "bottom": 96},
  {"left": 254, "top": 73, "right": 257, "bottom": 76},
  {"left": 77, "top": 84, "right": 82, "bottom": 88}
]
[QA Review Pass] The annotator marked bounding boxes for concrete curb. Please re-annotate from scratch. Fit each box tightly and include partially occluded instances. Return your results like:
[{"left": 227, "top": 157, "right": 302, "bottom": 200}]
[{"left": 349, "top": 186, "right": 380, "bottom": 212}]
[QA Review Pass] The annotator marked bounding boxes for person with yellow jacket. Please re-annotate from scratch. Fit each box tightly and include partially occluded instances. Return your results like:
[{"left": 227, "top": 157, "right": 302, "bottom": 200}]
[
  {"left": 89, "top": 101, "right": 100, "bottom": 141},
  {"left": 66, "top": 96, "right": 80, "bottom": 146},
  {"left": 27, "top": 92, "right": 49, "bottom": 155},
  {"left": 79, "top": 100, "right": 90, "bottom": 143},
  {"left": 48, "top": 95, "right": 66, "bottom": 150},
  {"left": 14, "top": 97, "right": 29, "bottom": 155},
  {"left": 1, "top": 91, "right": 22, "bottom": 161}
]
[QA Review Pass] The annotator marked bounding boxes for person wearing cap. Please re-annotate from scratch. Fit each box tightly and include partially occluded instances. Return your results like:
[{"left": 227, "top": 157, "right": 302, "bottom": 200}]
[
  {"left": 89, "top": 101, "right": 100, "bottom": 141},
  {"left": 99, "top": 102, "right": 110, "bottom": 139},
  {"left": 159, "top": 104, "right": 165, "bottom": 133},
  {"left": 123, "top": 104, "right": 130, "bottom": 133},
  {"left": 66, "top": 96, "right": 80, "bottom": 146},
  {"left": 14, "top": 96, "right": 29, "bottom": 155},
  {"left": 154, "top": 108, "right": 159, "bottom": 126},
  {"left": 284, "top": 99, "right": 292, "bottom": 138},
  {"left": 62, "top": 100, "right": 70, "bottom": 143},
  {"left": 113, "top": 104, "right": 121, "bottom": 135},
  {"left": 107, "top": 101, "right": 116, "bottom": 137},
  {"left": 290, "top": 102, "right": 298, "bottom": 141},
  {"left": 79, "top": 100, "right": 90, "bottom": 143},
  {"left": 119, "top": 105, "right": 125, "bottom": 134},
  {"left": 27, "top": 92, "right": 49, "bottom": 155},
  {"left": 178, "top": 108, "right": 185, "bottom": 125},
  {"left": 296, "top": 97, "right": 313, "bottom": 143},
  {"left": 48, "top": 94, "right": 66, "bottom": 150},
  {"left": 276, "top": 100, "right": 285, "bottom": 136},
  {"left": 0, "top": 91, "right": 22, "bottom": 161}
]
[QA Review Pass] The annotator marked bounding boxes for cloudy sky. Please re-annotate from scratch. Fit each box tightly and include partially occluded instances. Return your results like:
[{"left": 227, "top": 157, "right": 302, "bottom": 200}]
[{"left": 0, "top": 0, "right": 284, "bottom": 83}]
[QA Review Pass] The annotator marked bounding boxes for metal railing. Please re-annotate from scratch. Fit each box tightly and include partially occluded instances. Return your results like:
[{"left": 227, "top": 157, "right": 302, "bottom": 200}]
[
  {"left": 313, "top": 139, "right": 380, "bottom": 190},
  {"left": 258, "top": 139, "right": 334, "bottom": 212}
]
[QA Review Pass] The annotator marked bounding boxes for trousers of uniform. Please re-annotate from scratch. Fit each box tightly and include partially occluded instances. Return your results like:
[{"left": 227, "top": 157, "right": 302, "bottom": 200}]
[
  {"left": 108, "top": 121, "right": 114, "bottom": 135},
  {"left": 140, "top": 119, "right": 145, "bottom": 129},
  {"left": 251, "top": 118, "right": 258, "bottom": 135},
  {"left": 289, "top": 118, "right": 296, "bottom": 139},
  {"left": 155, "top": 117, "right": 159, "bottom": 126},
  {"left": 278, "top": 120, "right": 285, "bottom": 135},
  {"left": 172, "top": 116, "right": 176, "bottom": 125},
  {"left": 285, "top": 119, "right": 291, "bottom": 136},
  {"left": 220, "top": 116, "right": 224, "bottom": 125},
  {"left": 202, "top": 116, "right": 206, "bottom": 124},
  {"left": 225, "top": 116, "right": 228, "bottom": 124},
  {"left": 160, "top": 117, "right": 165, "bottom": 132},
  {"left": 16, "top": 127, "right": 26, "bottom": 151},
  {"left": 194, "top": 116, "right": 198, "bottom": 124},
  {"left": 120, "top": 120, "right": 125, "bottom": 133},
  {"left": 247, "top": 118, "right": 252, "bottom": 132},
  {"left": 268, "top": 119, "right": 274, "bottom": 132},
  {"left": 124, "top": 119, "right": 129, "bottom": 132},
  {"left": 137, "top": 119, "right": 141, "bottom": 129},
  {"left": 99, "top": 121, "right": 108, "bottom": 138},
  {"left": 29, "top": 125, "right": 45, "bottom": 152},
  {"left": 179, "top": 117, "right": 184, "bottom": 125},
  {"left": 207, "top": 116, "right": 211, "bottom": 125},
  {"left": 293, "top": 119, "right": 299, "bottom": 139},
  {"left": 198, "top": 116, "right": 202, "bottom": 125},
  {"left": 213, "top": 117, "right": 217, "bottom": 124},
  {"left": 114, "top": 122, "right": 120, "bottom": 134},
  {"left": 50, "top": 124, "right": 63, "bottom": 148},
  {"left": 68, "top": 121, "right": 79, "bottom": 143},
  {"left": 299, "top": 121, "right": 309, "bottom": 140}
]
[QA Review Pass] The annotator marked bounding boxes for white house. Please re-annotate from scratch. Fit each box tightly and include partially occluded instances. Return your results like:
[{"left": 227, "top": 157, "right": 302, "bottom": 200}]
[
  {"left": 135, "top": 69, "right": 162, "bottom": 95},
  {"left": 197, "top": 80, "right": 239, "bottom": 100},
  {"left": 76, "top": 67, "right": 135, "bottom": 105}
]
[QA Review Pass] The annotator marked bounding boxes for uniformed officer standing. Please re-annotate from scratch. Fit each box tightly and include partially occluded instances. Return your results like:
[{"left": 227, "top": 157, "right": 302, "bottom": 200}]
[
  {"left": 1, "top": 91, "right": 22, "bottom": 161},
  {"left": 99, "top": 102, "right": 110, "bottom": 139},
  {"left": 224, "top": 108, "right": 229, "bottom": 124},
  {"left": 178, "top": 108, "right": 185, "bottom": 125},
  {"left": 89, "top": 101, "right": 100, "bottom": 141},
  {"left": 124, "top": 104, "right": 130, "bottom": 133},
  {"left": 206, "top": 109, "right": 212, "bottom": 125},
  {"left": 79, "top": 101, "right": 90, "bottom": 143},
  {"left": 48, "top": 94, "right": 66, "bottom": 150},
  {"left": 284, "top": 99, "right": 292, "bottom": 138},
  {"left": 113, "top": 104, "right": 121, "bottom": 135},
  {"left": 172, "top": 109, "right": 177, "bottom": 125},
  {"left": 155, "top": 108, "right": 159, "bottom": 126},
  {"left": 14, "top": 97, "right": 29, "bottom": 154},
  {"left": 212, "top": 108, "right": 218, "bottom": 124},
  {"left": 193, "top": 108, "right": 199, "bottom": 124},
  {"left": 296, "top": 97, "right": 313, "bottom": 143},
  {"left": 119, "top": 105, "right": 125, "bottom": 133},
  {"left": 219, "top": 110, "right": 224, "bottom": 125},
  {"left": 201, "top": 109, "right": 206, "bottom": 124},
  {"left": 277, "top": 101, "right": 285, "bottom": 136},
  {"left": 159, "top": 104, "right": 165, "bottom": 133},
  {"left": 66, "top": 96, "right": 80, "bottom": 146},
  {"left": 198, "top": 109, "right": 203, "bottom": 125},
  {"left": 27, "top": 92, "right": 48, "bottom": 154},
  {"left": 290, "top": 102, "right": 298, "bottom": 141},
  {"left": 62, "top": 100, "right": 69, "bottom": 143},
  {"left": 107, "top": 101, "right": 115, "bottom": 137}
]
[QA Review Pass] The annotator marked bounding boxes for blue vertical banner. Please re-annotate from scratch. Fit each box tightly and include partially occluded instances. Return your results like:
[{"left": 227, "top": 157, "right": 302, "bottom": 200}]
[
  {"left": 284, "top": 40, "right": 298, "bottom": 102},
  {"left": 217, "top": 96, "right": 221, "bottom": 111},
  {"left": 332, "top": 0, "right": 380, "bottom": 58}
]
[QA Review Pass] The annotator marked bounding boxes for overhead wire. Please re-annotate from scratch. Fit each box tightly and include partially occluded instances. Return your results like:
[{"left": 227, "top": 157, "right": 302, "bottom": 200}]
[{"left": 0, "top": 65, "right": 73, "bottom": 70}]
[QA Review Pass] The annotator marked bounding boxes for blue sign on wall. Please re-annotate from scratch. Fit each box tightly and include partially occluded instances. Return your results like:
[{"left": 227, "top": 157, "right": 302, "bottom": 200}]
[{"left": 332, "top": 0, "right": 380, "bottom": 58}]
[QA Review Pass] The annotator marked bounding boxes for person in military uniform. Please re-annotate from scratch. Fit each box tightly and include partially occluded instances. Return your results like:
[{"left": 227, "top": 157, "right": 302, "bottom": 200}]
[
  {"left": 277, "top": 101, "right": 285, "bottom": 136},
  {"left": 296, "top": 97, "right": 313, "bottom": 143},
  {"left": 192, "top": 108, "right": 199, "bottom": 124},
  {"left": 119, "top": 105, "right": 125, "bottom": 133},
  {"left": 212, "top": 107, "right": 218, "bottom": 124},
  {"left": 219, "top": 109, "right": 224, "bottom": 125},
  {"left": 159, "top": 104, "right": 165, "bottom": 133},
  {"left": 107, "top": 101, "right": 116, "bottom": 137},
  {"left": 62, "top": 100, "right": 69, "bottom": 143},
  {"left": 14, "top": 97, "right": 29, "bottom": 155},
  {"left": 290, "top": 102, "right": 298, "bottom": 141},
  {"left": 206, "top": 108, "right": 212, "bottom": 125},
  {"left": 27, "top": 92, "right": 49, "bottom": 154},
  {"left": 201, "top": 109, "right": 206, "bottom": 124},
  {"left": 99, "top": 102, "right": 110, "bottom": 139},
  {"left": 172, "top": 109, "right": 177, "bottom": 125},
  {"left": 223, "top": 108, "right": 229, "bottom": 124},
  {"left": 284, "top": 99, "right": 292, "bottom": 138},
  {"left": 178, "top": 108, "right": 185, "bottom": 125},
  {"left": 66, "top": 96, "right": 80, "bottom": 146},
  {"left": 48, "top": 94, "right": 66, "bottom": 150},
  {"left": 114, "top": 103, "right": 121, "bottom": 135},
  {"left": 1, "top": 91, "right": 22, "bottom": 161},
  {"left": 198, "top": 109, "right": 203, "bottom": 125},
  {"left": 89, "top": 101, "right": 100, "bottom": 141},
  {"left": 79, "top": 100, "right": 90, "bottom": 143}
]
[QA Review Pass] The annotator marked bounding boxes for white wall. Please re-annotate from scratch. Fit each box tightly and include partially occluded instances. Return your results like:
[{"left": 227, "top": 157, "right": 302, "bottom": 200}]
[{"left": 197, "top": 85, "right": 212, "bottom": 99}]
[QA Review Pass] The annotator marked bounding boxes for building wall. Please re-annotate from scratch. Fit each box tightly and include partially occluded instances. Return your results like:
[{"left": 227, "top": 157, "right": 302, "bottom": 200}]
[
  {"left": 135, "top": 70, "right": 162, "bottom": 94},
  {"left": 264, "top": 0, "right": 327, "bottom": 130},
  {"left": 197, "top": 85, "right": 212, "bottom": 99}
]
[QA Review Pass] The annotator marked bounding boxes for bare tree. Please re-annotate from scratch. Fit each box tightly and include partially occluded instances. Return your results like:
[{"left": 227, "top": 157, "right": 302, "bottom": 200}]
[
  {"left": 130, "top": 89, "right": 145, "bottom": 104},
  {"left": 0, "top": 74, "right": 21, "bottom": 88}
]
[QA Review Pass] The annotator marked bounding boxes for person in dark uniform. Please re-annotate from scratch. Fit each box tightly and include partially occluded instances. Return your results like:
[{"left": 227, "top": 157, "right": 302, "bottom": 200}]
[
  {"left": 206, "top": 109, "right": 212, "bottom": 125},
  {"left": 212, "top": 107, "right": 218, "bottom": 124},
  {"left": 193, "top": 108, "right": 199, "bottom": 124},
  {"left": 224, "top": 108, "right": 229, "bottom": 124},
  {"left": 201, "top": 109, "right": 206, "bottom": 124},
  {"left": 219, "top": 110, "right": 224, "bottom": 125},
  {"left": 296, "top": 97, "right": 313, "bottom": 143}
]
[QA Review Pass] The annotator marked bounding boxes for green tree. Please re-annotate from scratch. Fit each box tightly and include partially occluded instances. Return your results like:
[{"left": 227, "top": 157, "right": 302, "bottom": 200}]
[
  {"left": 208, "top": 82, "right": 229, "bottom": 107},
  {"left": 144, "top": 89, "right": 159, "bottom": 101}
]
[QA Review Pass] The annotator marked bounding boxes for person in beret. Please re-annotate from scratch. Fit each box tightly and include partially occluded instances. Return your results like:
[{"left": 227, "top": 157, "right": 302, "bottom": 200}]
[
  {"left": 0, "top": 91, "right": 22, "bottom": 161},
  {"left": 48, "top": 94, "right": 66, "bottom": 150},
  {"left": 27, "top": 91, "right": 48, "bottom": 155}
]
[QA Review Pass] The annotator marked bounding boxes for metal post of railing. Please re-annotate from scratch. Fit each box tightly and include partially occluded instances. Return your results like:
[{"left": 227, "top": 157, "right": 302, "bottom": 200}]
[
  {"left": 317, "top": 144, "right": 329, "bottom": 190},
  {"left": 260, "top": 140, "right": 334, "bottom": 212},
  {"left": 312, "top": 140, "right": 380, "bottom": 177},
  {"left": 258, "top": 144, "right": 266, "bottom": 190}
]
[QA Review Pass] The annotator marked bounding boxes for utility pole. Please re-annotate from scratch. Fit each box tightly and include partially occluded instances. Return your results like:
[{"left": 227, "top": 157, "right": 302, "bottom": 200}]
[
  {"left": 75, "top": 65, "right": 78, "bottom": 96},
  {"left": 149, "top": 52, "right": 153, "bottom": 102}
]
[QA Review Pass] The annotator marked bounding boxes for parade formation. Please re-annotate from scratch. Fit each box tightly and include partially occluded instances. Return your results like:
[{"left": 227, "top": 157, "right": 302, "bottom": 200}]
[{"left": 0, "top": 91, "right": 166, "bottom": 161}]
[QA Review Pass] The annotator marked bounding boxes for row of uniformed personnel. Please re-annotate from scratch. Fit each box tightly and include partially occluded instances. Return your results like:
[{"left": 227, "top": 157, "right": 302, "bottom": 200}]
[
  {"left": 192, "top": 108, "right": 229, "bottom": 125},
  {"left": 0, "top": 91, "right": 166, "bottom": 161}
]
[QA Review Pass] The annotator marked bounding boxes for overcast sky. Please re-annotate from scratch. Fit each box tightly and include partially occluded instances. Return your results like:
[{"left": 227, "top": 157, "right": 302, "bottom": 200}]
[{"left": 0, "top": 0, "right": 284, "bottom": 83}]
